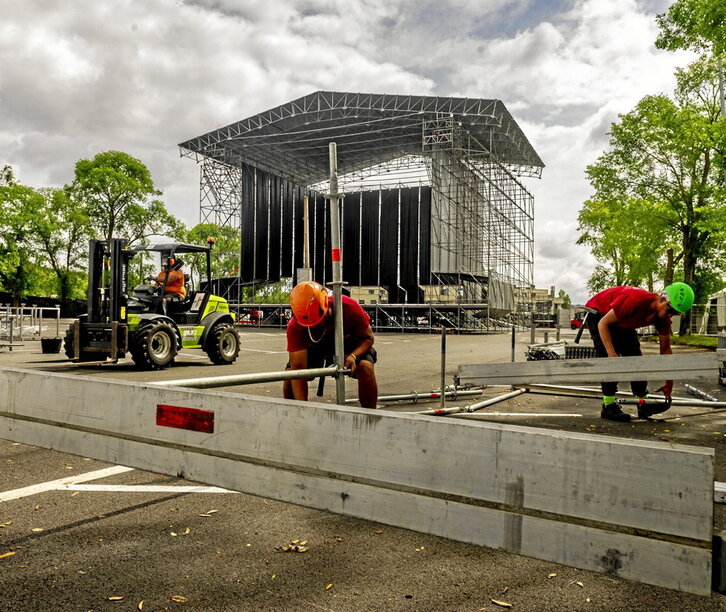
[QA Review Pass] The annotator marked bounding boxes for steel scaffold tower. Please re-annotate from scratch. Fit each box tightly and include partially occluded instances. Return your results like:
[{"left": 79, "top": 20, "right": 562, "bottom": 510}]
[{"left": 180, "top": 91, "right": 544, "bottom": 331}]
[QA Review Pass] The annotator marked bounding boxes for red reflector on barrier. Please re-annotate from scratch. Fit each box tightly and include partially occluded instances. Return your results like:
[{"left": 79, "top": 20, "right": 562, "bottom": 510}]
[
  {"left": 331, "top": 248, "right": 341, "bottom": 262},
  {"left": 156, "top": 405, "right": 215, "bottom": 433}
]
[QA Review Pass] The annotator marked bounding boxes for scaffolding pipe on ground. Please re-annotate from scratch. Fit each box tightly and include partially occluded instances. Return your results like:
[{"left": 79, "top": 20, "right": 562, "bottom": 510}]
[
  {"left": 345, "top": 389, "right": 482, "bottom": 404},
  {"left": 523, "top": 384, "right": 725, "bottom": 408},
  {"left": 414, "top": 388, "right": 527, "bottom": 415},
  {"left": 148, "top": 366, "right": 345, "bottom": 389}
]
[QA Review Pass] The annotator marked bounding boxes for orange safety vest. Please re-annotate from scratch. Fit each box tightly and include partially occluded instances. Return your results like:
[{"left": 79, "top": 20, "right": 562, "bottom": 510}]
[{"left": 156, "top": 268, "right": 186, "bottom": 297}]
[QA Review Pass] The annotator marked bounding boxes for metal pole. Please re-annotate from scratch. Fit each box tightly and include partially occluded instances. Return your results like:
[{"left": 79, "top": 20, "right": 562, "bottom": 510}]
[
  {"left": 415, "top": 388, "right": 527, "bottom": 415},
  {"left": 327, "top": 142, "right": 346, "bottom": 405},
  {"left": 149, "top": 366, "right": 344, "bottom": 389},
  {"left": 440, "top": 327, "right": 446, "bottom": 409},
  {"left": 303, "top": 195, "right": 310, "bottom": 268},
  {"left": 511, "top": 325, "right": 515, "bottom": 363},
  {"left": 346, "top": 389, "right": 482, "bottom": 404}
]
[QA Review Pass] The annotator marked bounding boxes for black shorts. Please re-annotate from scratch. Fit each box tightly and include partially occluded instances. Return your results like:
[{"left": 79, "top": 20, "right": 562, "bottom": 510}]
[{"left": 287, "top": 339, "right": 377, "bottom": 370}]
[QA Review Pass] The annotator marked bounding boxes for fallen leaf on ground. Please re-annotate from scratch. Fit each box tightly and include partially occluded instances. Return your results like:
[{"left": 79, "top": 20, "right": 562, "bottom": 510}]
[
  {"left": 170, "top": 532, "right": 178, "bottom": 537},
  {"left": 502, "top": 586, "right": 509, "bottom": 594},
  {"left": 491, "top": 599, "right": 513, "bottom": 608},
  {"left": 325, "top": 583, "right": 333, "bottom": 590},
  {"left": 374, "top": 529, "right": 384, "bottom": 534},
  {"left": 547, "top": 573, "right": 557, "bottom": 578},
  {"left": 0, "top": 551, "right": 17, "bottom": 560},
  {"left": 107, "top": 596, "right": 125, "bottom": 601},
  {"left": 170, "top": 595, "right": 189, "bottom": 602},
  {"left": 138, "top": 601, "right": 144, "bottom": 610},
  {"left": 576, "top": 581, "right": 584, "bottom": 588},
  {"left": 30, "top": 528, "right": 43, "bottom": 532},
  {"left": 183, "top": 527, "right": 190, "bottom": 535}
]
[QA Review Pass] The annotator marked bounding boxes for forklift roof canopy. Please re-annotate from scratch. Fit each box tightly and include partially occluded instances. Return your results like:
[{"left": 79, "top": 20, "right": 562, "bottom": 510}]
[{"left": 129, "top": 243, "right": 211, "bottom": 256}]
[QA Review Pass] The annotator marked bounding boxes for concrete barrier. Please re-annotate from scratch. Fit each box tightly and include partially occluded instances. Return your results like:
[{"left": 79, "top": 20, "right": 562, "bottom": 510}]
[{"left": 0, "top": 366, "right": 714, "bottom": 594}]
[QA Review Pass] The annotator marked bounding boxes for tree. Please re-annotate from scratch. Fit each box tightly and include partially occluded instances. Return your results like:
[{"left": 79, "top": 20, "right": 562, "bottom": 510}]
[
  {"left": 577, "top": 195, "right": 672, "bottom": 291},
  {"left": 656, "top": 0, "right": 726, "bottom": 115},
  {"left": 579, "top": 56, "right": 726, "bottom": 333},
  {"left": 0, "top": 184, "right": 45, "bottom": 304},
  {"left": 178, "top": 223, "right": 241, "bottom": 288},
  {"left": 29, "top": 188, "right": 92, "bottom": 302},
  {"left": 557, "top": 289, "right": 571, "bottom": 309},
  {"left": 67, "top": 151, "right": 183, "bottom": 244}
]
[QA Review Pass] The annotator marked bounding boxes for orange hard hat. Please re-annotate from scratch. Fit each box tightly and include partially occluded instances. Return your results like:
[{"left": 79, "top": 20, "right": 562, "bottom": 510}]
[{"left": 290, "top": 281, "right": 329, "bottom": 327}]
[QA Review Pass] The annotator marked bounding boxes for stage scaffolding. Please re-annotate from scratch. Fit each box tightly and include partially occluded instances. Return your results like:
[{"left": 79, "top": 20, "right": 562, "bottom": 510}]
[{"left": 180, "top": 91, "right": 544, "bottom": 332}]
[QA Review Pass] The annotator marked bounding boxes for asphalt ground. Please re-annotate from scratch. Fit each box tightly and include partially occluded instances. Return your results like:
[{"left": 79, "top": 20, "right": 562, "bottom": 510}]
[{"left": 1, "top": 324, "right": 726, "bottom": 611}]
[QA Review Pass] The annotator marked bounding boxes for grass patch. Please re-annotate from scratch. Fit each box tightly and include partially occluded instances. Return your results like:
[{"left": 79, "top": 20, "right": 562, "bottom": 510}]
[{"left": 642, "top": 334, "right": 718, "bottom": 349}]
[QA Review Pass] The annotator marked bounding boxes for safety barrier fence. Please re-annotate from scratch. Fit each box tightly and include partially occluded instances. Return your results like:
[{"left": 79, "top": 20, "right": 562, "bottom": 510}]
[{"left": 0, "top": 364, "right": 716, "bottom": 595}]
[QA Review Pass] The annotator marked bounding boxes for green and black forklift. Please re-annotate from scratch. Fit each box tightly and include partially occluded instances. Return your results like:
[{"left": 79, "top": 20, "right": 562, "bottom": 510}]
[{"left": 64, "top": 238, "right": 241, "bottom": 369}]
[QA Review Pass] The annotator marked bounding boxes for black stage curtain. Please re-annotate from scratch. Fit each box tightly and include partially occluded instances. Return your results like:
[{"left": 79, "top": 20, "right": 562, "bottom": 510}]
[
  {"left": 342, "top": 193, "right": 361, "bottom": 286},
  {"left": 379, "top": 189, "right": 400, "bottom": 302},
  {"left": 254, "top": 170, "right": 270, "bottom": 281},
  {"left": 268, "top": 173, "right": 282, "bottom": 282},
  {"left": 418, "top": 187, "right": 431, "bottom": 284},
  {"left": 240, "top": 164, "right": 256, "bottom": 282},
  {"left": 360, "top": 190, "right": 380, "bottom": 286},
  {"left": 238, "top": 172, "right": 433, "bottom": 303}
]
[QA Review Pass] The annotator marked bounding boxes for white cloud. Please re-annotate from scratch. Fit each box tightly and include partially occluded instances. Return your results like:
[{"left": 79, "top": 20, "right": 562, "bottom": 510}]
[{"left": 0, "top": 0, "right": 698, "bottom": 300}]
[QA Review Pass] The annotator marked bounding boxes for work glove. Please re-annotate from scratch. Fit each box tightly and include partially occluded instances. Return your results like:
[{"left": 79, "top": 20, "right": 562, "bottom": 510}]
[{"left": 656, "top": 379, "right": 673, "bottom": 401}]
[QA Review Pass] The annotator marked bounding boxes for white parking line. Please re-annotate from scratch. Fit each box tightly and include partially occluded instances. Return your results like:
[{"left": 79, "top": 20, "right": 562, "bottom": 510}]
[
  {"left": 0, "top": 465, "right": 134, "bottom": 502},
  {"left": 66, "top": 484, "right": 235, "bottom": 494}
]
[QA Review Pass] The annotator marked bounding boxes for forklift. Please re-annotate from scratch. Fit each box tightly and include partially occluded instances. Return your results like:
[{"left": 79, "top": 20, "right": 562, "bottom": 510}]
[{"left": 64, "top": 238, "right": 241, "bottom": 370}]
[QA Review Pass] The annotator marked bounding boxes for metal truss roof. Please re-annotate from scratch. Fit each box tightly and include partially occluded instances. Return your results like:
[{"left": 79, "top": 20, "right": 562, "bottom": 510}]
[{"left": 178, "top": 91, "right": 544, "bottom": 186}]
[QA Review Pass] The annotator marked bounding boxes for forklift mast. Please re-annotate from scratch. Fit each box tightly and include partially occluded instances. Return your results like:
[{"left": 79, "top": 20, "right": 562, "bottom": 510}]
[{"left": 86, "top": 238, "right": 131, "bottom": 324}]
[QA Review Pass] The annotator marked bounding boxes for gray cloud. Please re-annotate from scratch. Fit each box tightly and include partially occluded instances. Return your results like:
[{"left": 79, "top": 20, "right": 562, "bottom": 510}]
[{"left": 0, "top": 0, "right": 696, "bottom": 298}]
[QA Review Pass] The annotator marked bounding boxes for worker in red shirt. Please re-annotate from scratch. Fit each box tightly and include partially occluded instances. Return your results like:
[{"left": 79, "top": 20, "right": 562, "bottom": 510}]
[
  {"left": 585, "top": 282, "right": 695, "bottom": 422},
  {"left": 283, "top": 281, "right": 378, "bottom": 408}
]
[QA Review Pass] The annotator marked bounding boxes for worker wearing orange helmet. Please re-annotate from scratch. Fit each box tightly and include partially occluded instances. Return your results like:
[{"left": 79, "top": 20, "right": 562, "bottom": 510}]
[
  {"left": 284, "top": 281, "right": 378, "bottom": 408},
  {"left": 154, "top": 257, "right": 186, "bottom": 303},
  {"left": 585, "top": 282, "right": 695, "bottom": 422}
]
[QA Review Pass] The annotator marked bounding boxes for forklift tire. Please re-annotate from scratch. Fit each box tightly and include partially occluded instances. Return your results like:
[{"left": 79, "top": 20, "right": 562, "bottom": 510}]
[
  {"left": 204, "top": 322, "right": 240, "bottom": 365},
  {"left": 130, "top": 321, "right": 178, "bottom": 370},
  {"left": 63, "top": 325, "right": 95, "bottom": 362}
]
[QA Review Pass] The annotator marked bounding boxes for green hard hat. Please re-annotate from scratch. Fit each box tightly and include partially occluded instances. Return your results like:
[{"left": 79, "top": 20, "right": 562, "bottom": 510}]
[{"left": 664, "top": 282, "right": 694, "bottom": 314}]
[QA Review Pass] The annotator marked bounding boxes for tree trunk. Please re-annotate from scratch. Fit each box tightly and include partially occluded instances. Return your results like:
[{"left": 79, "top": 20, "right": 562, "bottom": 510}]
[{"left": 664, "top": 248, "right": 674, "bottom": 286}]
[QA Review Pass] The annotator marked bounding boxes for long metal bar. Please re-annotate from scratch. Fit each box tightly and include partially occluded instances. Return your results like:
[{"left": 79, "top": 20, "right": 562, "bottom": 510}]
[
  {"left": 328, "top": 142, "right": 346, "bottom": 405},
  {"left": 149, "top": 366, "right": 342, "bottom": 389},
  {"left": 458, "top": 353, "right": 719, "bottom": 386},
  {"left": 415, "top": 388, "right": 526, "bottom": 415},
  {"left": 346, "top": 389, "right": 482, "bottom": 404}
]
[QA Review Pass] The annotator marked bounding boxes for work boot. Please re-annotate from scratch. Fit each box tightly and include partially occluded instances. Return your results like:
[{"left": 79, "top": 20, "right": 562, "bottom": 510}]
[{"left": 601, "top": 403, "right": 632, "bottom": 422}]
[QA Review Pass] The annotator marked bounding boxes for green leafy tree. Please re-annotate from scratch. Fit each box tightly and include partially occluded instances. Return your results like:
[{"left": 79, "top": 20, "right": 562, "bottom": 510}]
[
  {"left": 577, "top": 196, "right": 671, "bottom": 291},
  {"left": 579, "top": 56, "right": 726, "bottom": 333},
  {"left": 29, "top": 188, "right": 92, "bottom": 302},
  {"left": 67, "top": 151, "right": 183, "bottom": 244},
  {"left": 557, "top": 289, "right": 571, "bottom": 310},
  {"left": 177, "top": 223, "right": 241, "bottom": 288},
  {"left": 0, "top": 184, "right": 45, "bottom": 304},
  {"left": 656, "top": 0, "right": 726, "bottom": 116}
]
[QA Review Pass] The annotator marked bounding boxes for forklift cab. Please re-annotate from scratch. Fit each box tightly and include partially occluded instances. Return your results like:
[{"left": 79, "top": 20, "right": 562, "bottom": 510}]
[{"left": 128, "top": 240, "right": 215, "bottom": 321}]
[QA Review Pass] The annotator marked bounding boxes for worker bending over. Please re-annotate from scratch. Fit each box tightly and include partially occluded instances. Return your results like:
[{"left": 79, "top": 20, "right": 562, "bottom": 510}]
[
  {"left": 585, "top": 282, "right": 694, "bottom": 422},
  {"left": 283, "top": 281, "right": 378, "bottom": 408}
]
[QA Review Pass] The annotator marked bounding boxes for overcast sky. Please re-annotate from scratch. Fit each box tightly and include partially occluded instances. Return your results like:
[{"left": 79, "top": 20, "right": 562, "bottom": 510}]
[{"left": 1, "top": 0, "right": 696, "bottom": 303}]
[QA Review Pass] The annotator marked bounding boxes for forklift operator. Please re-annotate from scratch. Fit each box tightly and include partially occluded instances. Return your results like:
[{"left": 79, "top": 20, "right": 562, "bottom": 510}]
[{"left": 154, "top": 258, "right": 186, "bottom": 303}]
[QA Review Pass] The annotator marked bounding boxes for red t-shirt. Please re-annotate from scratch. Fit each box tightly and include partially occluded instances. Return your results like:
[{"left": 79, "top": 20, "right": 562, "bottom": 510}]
[
  {"left": 286, "top": 295, "right": 371, "bottom": 352},
  {"left": 586, "top": 286, "right": 670, "bottom": 333}
]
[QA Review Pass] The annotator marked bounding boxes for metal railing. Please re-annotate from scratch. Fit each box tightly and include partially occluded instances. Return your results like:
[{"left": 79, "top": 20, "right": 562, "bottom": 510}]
[{"left": 0, "top": 306, "right": 61, "bottom": 342}]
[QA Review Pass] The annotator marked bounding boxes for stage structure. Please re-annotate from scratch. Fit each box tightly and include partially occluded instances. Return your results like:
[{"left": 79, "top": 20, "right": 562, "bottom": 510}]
[{"left": 179, "top": 91, "right": 544, "bottom": 332}]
